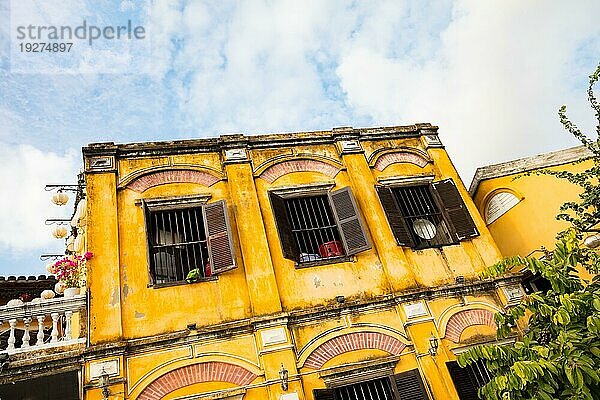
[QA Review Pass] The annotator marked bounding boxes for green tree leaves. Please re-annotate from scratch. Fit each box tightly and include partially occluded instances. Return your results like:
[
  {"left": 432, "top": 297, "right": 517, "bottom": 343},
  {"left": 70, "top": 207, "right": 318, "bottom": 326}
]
[{"left": 458, "top": 63, "right": 600, "bottom": 400}]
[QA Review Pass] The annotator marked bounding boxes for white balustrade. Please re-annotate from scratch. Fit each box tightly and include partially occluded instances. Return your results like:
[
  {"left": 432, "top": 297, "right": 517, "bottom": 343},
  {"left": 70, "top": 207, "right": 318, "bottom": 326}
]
[{"left": 0, "top": 294, "right": 86, "bottom": 354}]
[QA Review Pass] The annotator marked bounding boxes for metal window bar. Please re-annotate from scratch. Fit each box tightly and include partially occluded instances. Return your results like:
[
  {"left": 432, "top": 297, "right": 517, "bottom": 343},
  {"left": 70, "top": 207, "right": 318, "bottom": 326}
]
[
  {"left": 284, "top": 195, "right": 343, "bottom": 262},
  {"left": 149, "top": 207, "right": 209, "bottom": 283},
  {"left": 393, "top": 185, "right": 453, "bottom": 249},
  {"left": 334, "top": 377, "right": 394, "bottom": 400}
]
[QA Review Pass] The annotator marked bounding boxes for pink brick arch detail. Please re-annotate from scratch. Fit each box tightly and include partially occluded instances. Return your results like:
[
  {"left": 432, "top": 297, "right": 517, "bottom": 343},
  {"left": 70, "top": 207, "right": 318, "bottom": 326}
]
[
  {"left": 445, "top": 309, "right": 496, "bottom": 343},
  {"left": 304, "top": 332, "right": 406, "bottom": 370},
  {"left": 373, "top": 151, "right": 429, "bottom": 171},
  {"left": 259, "top": 159, "right": 341, "bottom": 183},
  {"left": 127, "top": 169, "right": 220, "bottom": 192},
  {"left": 138, "top": 362, "right": 257, "bottom": 400}
]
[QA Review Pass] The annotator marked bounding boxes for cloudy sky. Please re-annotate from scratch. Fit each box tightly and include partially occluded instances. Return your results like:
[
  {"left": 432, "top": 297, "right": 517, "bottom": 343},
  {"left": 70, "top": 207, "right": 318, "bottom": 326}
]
[{"left": 1, "top": 0, "right": 599, "bottom": 276}]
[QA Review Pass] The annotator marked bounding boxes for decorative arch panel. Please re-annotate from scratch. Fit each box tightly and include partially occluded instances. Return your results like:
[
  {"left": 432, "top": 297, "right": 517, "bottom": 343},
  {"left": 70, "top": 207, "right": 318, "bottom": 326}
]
[
  {"left": 258, "top": 159, "right": 342, "bottom": 183},
  {"left": 137, "top": 362, "right": 257, "bottom": 400},
  {"left": 126, "top": 169, "right": 221, "bottom": 192},
  {"left": 371, "top": 150, "right": 430, "bottom": 171},
  {"left": 444, "top": 309, "right": 496, "bottom": 343},
  {"left": 303, "top": 332, "right": 406, "bottom": 370}
]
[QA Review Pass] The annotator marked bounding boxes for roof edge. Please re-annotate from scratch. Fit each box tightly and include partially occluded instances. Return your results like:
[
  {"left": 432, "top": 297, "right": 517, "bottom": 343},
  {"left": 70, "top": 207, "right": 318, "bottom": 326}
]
[
  {"left": 469, "top": 145, "right": 593, "bottom": 196},
  {"left": 82, "top": 123, "right": 439, "bottom": 158}
]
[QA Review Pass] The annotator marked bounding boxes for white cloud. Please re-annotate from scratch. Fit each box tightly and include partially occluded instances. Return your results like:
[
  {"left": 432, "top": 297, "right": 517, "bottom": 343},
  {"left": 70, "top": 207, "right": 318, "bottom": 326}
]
[
  {"left": 138, "top": 0, "right": 599, "bottom": 180},
  {"left": 0, "top": 144, "right": 79, "bottom": 254},
  {"left": 145, "top": 0, "right": 362, "bottom": 133},
  {"left": 337, "top": 0, "right": 600, "bottom": 179}
]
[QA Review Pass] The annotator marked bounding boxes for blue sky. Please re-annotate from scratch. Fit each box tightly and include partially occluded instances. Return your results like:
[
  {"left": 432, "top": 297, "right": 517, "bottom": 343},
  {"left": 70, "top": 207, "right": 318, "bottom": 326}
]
[{"left": 1, "top": 0, "right": 599, "bottom": 277}]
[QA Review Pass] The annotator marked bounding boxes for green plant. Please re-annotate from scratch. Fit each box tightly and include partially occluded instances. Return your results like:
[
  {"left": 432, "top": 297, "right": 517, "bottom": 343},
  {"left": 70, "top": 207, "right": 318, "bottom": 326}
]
[
  {"left": 458, "top": 64, "right": 600, "bottom": 400},
  {"left": 186, "top": 268, "right": 201, "bottom": 283}
]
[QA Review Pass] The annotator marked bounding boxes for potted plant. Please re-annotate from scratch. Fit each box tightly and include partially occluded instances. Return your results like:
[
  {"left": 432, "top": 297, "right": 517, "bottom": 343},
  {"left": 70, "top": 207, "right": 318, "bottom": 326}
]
[
  {"left": 185, "top": 262, "right": 212, "bottom": 283},
  {"left": 47, "top": 252, "right": 93, "bottom": 297}
]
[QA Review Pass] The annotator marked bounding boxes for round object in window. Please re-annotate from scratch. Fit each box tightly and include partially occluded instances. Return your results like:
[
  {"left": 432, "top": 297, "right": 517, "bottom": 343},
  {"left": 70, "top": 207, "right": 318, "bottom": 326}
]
[{"left": 412, "top": 218, "right": 437, "bottom": 240}]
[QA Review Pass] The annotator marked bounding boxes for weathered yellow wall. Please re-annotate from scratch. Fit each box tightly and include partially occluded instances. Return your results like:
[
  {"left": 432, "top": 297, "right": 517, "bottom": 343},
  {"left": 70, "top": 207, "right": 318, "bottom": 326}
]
[
  {"left": 473, "top": 159, "right": 592, "bottom": 257},
  {"left": 82, "top": 130, "right": 511, "bottom": 400}
]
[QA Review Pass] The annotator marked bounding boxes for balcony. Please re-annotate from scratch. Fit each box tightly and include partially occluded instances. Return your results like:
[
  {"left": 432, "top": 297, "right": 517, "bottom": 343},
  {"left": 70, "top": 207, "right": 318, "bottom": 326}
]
[{"left": 0, "top": 294, "right": 86, "bottom": 354}]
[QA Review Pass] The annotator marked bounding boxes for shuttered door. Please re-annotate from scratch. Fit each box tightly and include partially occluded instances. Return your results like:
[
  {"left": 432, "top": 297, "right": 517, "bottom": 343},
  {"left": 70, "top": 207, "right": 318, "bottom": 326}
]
[
  {"left": 314, "top": 388, "right": 337, "bottom": 400},
  {"left": 432, "top": 179, "right": 478, "bottom": 240},
  {"left": 269, "top": 192, "right": 299, "bottom": 260},
  {"left": 375, "top": 185, "right": 414, "bottom": 246},
  {"left": 202, "top": 200, "right": 237, "bottom": 274},
  {"left": 447, "top": 362, "right": 479, "bottom": 400},
  {"left": 392, "top": 369, "right": 428, "bottom": 400},
  {"left": 328, "top": 187, "right": 371, "bottom": 255}
]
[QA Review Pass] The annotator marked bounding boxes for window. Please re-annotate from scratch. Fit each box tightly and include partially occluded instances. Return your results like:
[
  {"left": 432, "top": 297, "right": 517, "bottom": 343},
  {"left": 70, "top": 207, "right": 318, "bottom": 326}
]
[
  {"left": 314, "top": 370, "right": 428, "bottom": 400},
  {"left": 447, "top": 360, "right": 492, "bottom": 400},
  {"left": 142, "top": 197, "right": 236, "bottom": 285},
  {"left": 484, "top": 191, "right": 520, "bottom": 224},
  {"left": 522, "top": 271, "right": 552, "bottom": 294},
  {"left": 377, "top": 178, "right": 478, "bottom": 249},
  {"left": 270, "top": 186, "right": 371, "bottom": 265}
]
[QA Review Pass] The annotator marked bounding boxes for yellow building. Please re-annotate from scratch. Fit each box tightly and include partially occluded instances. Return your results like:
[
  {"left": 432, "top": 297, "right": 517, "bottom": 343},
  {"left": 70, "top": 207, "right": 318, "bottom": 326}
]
[
  {"left": 469, "top": 145, "right": 593, "bottom": 258},
  {"left": 1, "top": 124, "right": 524, "bottom": 400}
]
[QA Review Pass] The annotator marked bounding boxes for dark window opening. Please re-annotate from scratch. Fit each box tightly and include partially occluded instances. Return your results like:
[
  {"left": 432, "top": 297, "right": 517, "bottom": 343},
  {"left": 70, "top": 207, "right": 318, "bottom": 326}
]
[
  {"left": 314, "top": 369, "right": 428, "bottom": 400},
  {"left": 393, "top": 185, "right": 454, "bottom": 249},
  {"left": 448, "top": 360, "right": 492, "bottom": 400},
  {"left": 148, "top": 207, "right": 209, "bottom": 284},
  {"left": 376, "top": 179, "right": 479, "bottom": 250},
  {"left": 522, "top": 272, "right": 552, "bottom": 294},
  {"left": 143, "top": 200, "right": 236, "bottom": 285},
  {"left": 286, "top": 195, "right": 344, "bottom": 261},
  {"left": 335, "top": 377, "right": 394, "bottom": 400},
  {"left": 270, "top": 187, "right": 371, "bottom": 265},
  {"left": 0, "top": 371, "right": 80, "bottom": 400}
]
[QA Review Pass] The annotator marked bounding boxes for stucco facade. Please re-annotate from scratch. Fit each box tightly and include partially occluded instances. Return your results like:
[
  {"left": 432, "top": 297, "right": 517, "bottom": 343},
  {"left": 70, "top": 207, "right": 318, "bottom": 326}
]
[
  {"left": 0, "top": 124, "right": 524, "bottom": 400},
  {"left": 77, "top": 124, "right": 520, "bottom": 400}
]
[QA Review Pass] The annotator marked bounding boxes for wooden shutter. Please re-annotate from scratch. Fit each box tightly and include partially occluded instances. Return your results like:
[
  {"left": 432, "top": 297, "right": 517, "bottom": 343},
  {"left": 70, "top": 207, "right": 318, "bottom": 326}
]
[
  {"left": 313, "top": 389, "right": 336, "bottom": 400},
  {"left": 142, "top": 200, "right": 157, "bottom": 282},
  {"left": 432, "top": 179, "right": 479, "bottom": 240},
  {"left": 447, "top": 362, "right": 479, "bottom": 400},
  {"left": 269, "top": 193, "right": 298, "bottom": 260},
  {"left": 392, "top": 369, "right": 429, "bottom": 400},
  {"left": 375, "top": 186, "right": 414, "bottom": 247},
  {"left": 202, "top": 200, "right": 236, "bottom": 274},
  {"left": 328, "top": 187, "right": 371, "bottom": 256}
]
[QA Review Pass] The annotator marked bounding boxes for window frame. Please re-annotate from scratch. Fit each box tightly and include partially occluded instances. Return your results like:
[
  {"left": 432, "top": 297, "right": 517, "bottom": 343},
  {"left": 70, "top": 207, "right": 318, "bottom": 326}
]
[
  {"left": 376, "top": 177, "right": 478, "bottom": 250},
  {"left": 395, "top": 183, "right": 458, "bottom": 249},
  {"left": 483, "top": 190, "right": 522, "bottom": 225},
  {"left": 313, "top": 368, "right": 429, "bottom": 400},
  {"left": 269, "top": 183, "right": 371, "bottom": 267},
  {"left": 139, "top": 194, "right": 237, "bottom": 287}
]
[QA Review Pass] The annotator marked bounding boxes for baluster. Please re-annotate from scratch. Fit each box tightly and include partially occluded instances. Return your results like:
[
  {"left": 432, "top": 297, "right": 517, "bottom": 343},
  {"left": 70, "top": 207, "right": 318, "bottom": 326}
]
[
  {"left": 50, "top": 312, "right": 60, "bottom": 343},
  {"left": 7, "top": 319, "right": 17, "bottom": 350},
  {"left": 36, "top": 315, "right": 46, "bottom": 346},
  {"left": 64, "top": 311, "right": 73, "bottom": 340},
  {"left": 22, "top": 317, "right": 32, "bottom": 348}
]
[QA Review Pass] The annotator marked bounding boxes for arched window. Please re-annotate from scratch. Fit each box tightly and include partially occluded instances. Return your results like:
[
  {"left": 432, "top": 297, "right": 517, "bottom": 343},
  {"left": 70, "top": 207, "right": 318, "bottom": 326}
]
[{"left": 485, "top": 191, "right": 520, "bottom": 224}]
